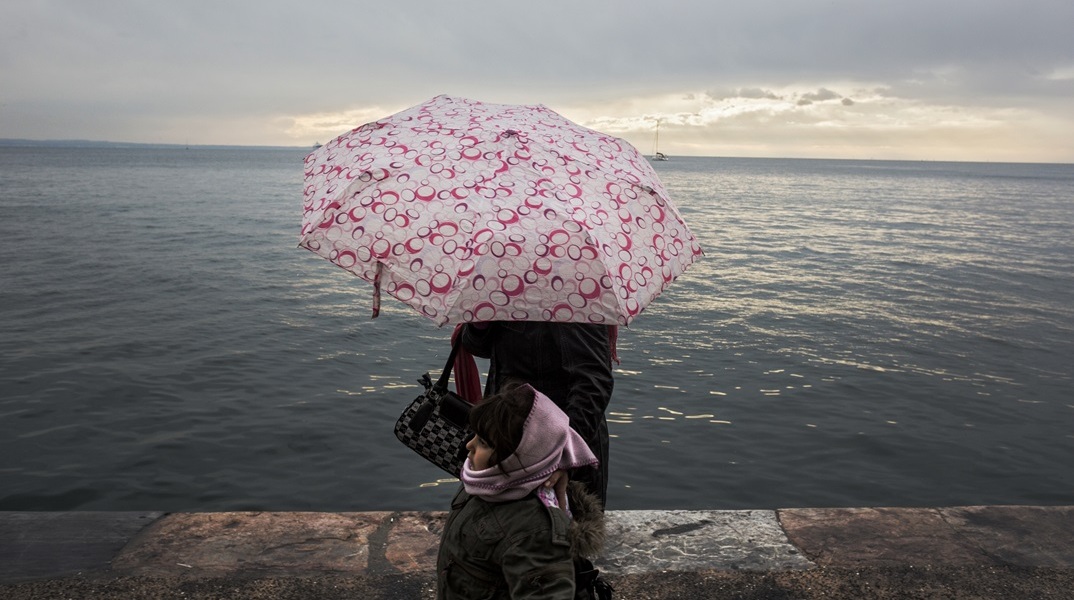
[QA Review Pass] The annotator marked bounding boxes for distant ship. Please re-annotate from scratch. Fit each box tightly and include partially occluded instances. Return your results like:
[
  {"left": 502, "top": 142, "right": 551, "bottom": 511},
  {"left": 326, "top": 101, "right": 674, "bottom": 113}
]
[
  {"left": 651, "top": 121, "right": 668, "bottom": 161},
  {"left": 312, "top": 142, "right": 322, "bottom": 149}
]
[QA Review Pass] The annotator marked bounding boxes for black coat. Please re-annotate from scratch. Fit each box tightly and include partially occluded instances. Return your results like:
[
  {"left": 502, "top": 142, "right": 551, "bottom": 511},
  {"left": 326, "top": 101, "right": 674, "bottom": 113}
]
[{"left": 437, "top": 482, "right": 606, "bottom": 600}]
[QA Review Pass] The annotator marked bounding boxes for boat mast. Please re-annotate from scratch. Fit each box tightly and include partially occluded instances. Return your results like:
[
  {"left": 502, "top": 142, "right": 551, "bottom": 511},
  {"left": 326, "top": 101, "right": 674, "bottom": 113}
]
[{"left": 651, "top": 118, "right": 667, "bottom": 160}]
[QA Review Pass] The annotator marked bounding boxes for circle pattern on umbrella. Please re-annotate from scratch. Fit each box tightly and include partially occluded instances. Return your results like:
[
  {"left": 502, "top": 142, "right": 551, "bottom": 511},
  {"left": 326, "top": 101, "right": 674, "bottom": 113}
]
[{"left": 301, "top": 95, "right": 702, "bottom": 326}]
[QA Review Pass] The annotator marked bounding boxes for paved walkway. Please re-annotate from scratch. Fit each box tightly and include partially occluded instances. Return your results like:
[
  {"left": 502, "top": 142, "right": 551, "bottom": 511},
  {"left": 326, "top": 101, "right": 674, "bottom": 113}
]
[{"left": 2, "top": 505, "right": 1073, "bottom": 598}]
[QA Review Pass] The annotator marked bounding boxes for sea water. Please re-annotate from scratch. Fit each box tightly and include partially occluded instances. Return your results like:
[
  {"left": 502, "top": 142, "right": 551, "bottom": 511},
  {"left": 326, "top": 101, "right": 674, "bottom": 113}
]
[{"left": 1, "top": 146, "right": 1072, "bottom": 511}]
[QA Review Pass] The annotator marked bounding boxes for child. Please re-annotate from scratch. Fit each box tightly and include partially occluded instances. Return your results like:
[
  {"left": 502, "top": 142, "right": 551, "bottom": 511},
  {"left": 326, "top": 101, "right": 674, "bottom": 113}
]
[{"left": 436, "top": 383, "right": 607, "bottom": 600}]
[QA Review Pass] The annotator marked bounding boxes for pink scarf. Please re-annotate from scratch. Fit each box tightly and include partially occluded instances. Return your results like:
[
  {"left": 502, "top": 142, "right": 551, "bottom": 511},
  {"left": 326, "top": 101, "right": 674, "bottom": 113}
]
[{"left": 461, "top": 387, "right": 598, "bottom": 502}]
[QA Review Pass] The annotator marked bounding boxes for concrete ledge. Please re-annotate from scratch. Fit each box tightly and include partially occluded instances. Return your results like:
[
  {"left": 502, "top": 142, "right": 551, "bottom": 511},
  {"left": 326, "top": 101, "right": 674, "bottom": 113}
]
[
  {"left": 111, "top": 511, "right": 392, "bottom": 577},
  {"left": 778, "top": 506, "right": 1074, "bottom": 568},
  {"left": 0, "top": 512, "right": 162, "bottom": 582},
  {"left": 2, "top": 505, "right": 1074, "bottom": 598},
  {"left": 603, "top": 510, "right": 811, "bottom": 573}
]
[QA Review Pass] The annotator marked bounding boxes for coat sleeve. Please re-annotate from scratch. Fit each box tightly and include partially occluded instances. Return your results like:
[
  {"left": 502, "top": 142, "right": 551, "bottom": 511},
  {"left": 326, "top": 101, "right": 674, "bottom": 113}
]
[
  {"left": 499, "top": 529, "right": 575, "bottom": 600},
  {"left": 558, "top": 324, "right": 614, "bottom": 436}
]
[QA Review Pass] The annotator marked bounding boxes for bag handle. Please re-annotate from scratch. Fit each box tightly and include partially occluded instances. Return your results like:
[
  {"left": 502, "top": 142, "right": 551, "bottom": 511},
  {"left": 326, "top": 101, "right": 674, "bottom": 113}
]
[{"left": 433, "top": 335, "right": 463, "bottom": 393}]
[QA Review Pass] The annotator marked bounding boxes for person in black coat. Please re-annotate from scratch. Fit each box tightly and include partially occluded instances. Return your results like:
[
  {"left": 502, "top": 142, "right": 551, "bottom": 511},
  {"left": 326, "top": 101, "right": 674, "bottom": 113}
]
[{"left": 461, "top": 321, "right": 614, "bottom": 506}]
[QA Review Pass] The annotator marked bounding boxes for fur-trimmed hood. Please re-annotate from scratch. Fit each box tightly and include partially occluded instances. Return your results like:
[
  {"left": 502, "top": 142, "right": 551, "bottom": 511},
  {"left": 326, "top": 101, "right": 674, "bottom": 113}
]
[{"left": 567, "top": 481, "right": 606, "bottom": 559}]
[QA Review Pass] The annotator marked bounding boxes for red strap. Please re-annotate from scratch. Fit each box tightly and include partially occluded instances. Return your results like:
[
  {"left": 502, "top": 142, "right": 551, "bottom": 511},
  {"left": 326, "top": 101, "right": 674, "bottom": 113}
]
[
  {"left": 608, "top": 325, "right": 620, "bottom": 366},
  {"left": 451, "top": 324, "right": 483, "bottom": 404}
]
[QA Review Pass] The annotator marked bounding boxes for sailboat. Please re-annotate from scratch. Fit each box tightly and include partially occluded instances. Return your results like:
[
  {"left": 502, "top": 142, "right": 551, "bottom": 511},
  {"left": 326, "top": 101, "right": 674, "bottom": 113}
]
[{"left": 651, "top": 120, "right": 668, "bottom": 161}]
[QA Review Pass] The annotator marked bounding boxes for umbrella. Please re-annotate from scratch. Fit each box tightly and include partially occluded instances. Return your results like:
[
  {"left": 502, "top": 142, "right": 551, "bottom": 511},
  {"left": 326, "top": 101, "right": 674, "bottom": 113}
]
[{"left": 300, "top": 95, "right": 702, "bottom": 326}]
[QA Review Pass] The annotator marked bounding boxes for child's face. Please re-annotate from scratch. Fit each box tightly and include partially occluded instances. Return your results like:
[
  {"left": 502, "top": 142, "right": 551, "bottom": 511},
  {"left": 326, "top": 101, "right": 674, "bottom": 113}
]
[{"left": 466, "top": 435, "right": 495, "bottom": 471}]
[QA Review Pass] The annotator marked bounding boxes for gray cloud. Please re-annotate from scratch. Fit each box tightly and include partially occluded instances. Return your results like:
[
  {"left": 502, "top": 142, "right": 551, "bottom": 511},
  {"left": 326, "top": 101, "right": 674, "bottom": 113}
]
[
  {"left": 2, "top": 0, "right": 1072, "bottom": 157},
  {"left": 800, "top": 89, "right": 842, "bottom": 103},
  {"left": 796, "top": 88, "right": 844, "bottom": 106},
  {"left": 736, "top": 88, "right": 783, "bottom": 101}
]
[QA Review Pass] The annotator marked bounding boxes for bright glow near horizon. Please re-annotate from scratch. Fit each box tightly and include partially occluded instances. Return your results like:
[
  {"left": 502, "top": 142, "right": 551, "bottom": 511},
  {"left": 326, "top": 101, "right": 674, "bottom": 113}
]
[{"left": 3, "top": 1, "right": 1073, "bottom": 163}]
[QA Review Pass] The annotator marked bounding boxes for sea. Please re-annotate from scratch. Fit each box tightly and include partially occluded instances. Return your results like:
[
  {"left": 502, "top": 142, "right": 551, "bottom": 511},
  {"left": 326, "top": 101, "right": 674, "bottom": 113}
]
[{"left": 1, "top": 145, "right": 1072, "bottom": 512}]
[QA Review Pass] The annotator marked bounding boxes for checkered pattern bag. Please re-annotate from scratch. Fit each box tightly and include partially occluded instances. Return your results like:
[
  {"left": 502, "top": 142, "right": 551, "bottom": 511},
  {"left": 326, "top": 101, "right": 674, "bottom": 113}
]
[{"left": 394, "top": 339, "right": 473, "bottom": 477}]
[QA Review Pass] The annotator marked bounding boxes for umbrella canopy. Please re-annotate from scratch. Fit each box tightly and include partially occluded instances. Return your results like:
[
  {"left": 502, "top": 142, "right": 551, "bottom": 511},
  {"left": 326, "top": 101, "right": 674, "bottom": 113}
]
[{"left": 300, "top": 95, "right": 702, "bottom": 326}]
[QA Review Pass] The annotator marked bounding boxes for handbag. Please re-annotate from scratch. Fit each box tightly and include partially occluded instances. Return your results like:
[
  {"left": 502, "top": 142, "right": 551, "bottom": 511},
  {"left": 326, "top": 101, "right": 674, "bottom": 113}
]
[{"left": 394, "top": 337, "right": 474, "bottom": 477}]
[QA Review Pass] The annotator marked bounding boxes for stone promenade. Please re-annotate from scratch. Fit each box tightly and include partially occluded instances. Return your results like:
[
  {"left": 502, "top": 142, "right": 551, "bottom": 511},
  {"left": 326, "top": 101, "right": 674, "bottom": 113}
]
[{"left": 2, "top": 505, "right": 1073, "bottom": 598}]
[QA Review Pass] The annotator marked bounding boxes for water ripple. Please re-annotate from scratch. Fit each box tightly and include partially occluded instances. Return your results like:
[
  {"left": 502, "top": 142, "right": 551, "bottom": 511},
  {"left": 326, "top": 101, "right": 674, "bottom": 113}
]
[{"left": 1, "top": 150, "right": 1072, "bottom": 511}]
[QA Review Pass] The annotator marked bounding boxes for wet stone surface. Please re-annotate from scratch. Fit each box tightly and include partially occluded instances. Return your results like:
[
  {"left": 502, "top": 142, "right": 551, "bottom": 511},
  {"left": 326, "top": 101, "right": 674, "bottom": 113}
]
[
  {"left": 938, "top": 505, "right": 1074, "bottom": 567},
  {"left": 0, "top": 512, "right": 162, "bottom": 583},
  {"left": 381, "top": 512, "right": 446, "bottom": 575},
  {"left": 778, "top": 507, "right": 987, "bottom": 566},
  {"left": 4, "top": 505, "right": 1074, "bottom": 598},
  {"left": 599, "top": 510, "right": 812, "bottom": 574},
  {"left": 112, "top": 512, "right": 388, "bottom": 577}
]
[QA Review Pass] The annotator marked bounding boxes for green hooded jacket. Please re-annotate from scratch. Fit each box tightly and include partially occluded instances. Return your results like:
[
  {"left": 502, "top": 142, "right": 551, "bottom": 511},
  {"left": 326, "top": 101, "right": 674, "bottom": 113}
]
[{"left": 436, "top": 482, "right": 605, "bottom": 599}]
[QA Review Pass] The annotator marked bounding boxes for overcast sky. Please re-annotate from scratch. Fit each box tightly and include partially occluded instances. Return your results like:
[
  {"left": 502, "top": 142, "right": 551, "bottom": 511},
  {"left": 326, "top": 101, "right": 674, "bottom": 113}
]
[{"left": 3, "top": 1, "right": 1072, "bottom": 162}]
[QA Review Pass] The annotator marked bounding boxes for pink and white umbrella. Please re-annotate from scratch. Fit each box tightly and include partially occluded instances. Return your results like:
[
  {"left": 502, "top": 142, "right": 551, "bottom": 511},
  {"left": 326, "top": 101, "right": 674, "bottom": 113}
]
[{"left": 300, "top": 95, "right": 702, "bottom": 327}]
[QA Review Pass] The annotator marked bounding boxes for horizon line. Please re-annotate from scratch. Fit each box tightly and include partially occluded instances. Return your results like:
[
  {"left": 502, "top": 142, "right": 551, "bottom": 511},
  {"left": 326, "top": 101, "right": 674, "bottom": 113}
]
[{"left": 1, "top": 138, "right": 1070, "bottom": 166}]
